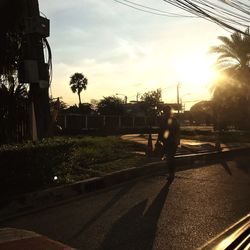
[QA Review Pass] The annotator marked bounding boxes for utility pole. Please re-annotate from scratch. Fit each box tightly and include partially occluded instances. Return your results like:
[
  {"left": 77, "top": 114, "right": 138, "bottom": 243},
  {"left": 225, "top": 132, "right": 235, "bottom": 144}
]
[
  {"left": 19, "top": 0, "right": 51, "bottom": 140},
  {"left": 136, "top": 93, "right": 140, "bottom": 103},
  {"left": 125, "top": 96, "right": 128, "bottom": 104},
  {"left": 177, "top": 82, "right": 180, "bottom": 114}
]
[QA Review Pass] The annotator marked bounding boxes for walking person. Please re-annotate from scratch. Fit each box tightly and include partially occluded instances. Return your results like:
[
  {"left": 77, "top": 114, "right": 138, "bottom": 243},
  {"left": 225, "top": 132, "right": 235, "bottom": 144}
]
[{"left": 157, "top": 105, "right": 180, "bottom": 183}]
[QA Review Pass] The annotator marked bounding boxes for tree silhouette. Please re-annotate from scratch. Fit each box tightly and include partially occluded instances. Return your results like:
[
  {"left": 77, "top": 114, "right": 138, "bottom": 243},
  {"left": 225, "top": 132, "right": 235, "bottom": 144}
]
[
  {"left": 69, "top": 73, "right": 88, "bottom": 106},
  {"left": 97, "top": 96, "right": 124, "bottom": 115},
  {"left": 140, "top": 89, "right": 162, "bottom": 127},
  {"left": 210, "top": 29, "right": 250, "bottom": 85},
  {"left": 210, "top": 29, "right": 250, "bottom": 129},
  {"left": 0, "top": 74, "right": 28, "bottom": 142},
  {"left": 190, "top": 101, "right": 213, "bottom": 126},
  {"left": 212, "top": 77, "right": 247, "bottom": 130}
]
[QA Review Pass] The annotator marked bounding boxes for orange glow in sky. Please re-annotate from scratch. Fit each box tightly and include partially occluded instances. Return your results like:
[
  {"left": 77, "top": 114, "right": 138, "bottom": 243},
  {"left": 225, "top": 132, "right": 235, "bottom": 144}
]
[{"left": 174, "top": 54, "right": 218, "bottom": 90}]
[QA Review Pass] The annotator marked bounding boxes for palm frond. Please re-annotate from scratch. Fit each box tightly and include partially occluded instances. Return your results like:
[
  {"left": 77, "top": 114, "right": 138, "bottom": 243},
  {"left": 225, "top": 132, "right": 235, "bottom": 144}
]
[{"left": 217, "top": 36, "right": 234, "bottom": 49}]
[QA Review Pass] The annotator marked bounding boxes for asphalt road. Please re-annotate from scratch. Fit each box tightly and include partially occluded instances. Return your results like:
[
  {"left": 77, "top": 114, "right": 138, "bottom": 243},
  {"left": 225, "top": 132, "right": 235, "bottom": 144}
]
[{"left": 1, "top": 156, "right": 250, "bottom": 250}]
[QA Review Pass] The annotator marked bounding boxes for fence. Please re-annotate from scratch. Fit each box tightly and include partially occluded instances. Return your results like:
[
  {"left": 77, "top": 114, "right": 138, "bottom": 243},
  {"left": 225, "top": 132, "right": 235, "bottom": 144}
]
[{"left": 57, "top": 114, "right": 158, "bottom": 132}]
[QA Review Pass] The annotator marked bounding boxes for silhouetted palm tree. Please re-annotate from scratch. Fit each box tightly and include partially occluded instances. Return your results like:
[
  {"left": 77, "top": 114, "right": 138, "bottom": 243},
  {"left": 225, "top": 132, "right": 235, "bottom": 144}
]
[
  {"left": 210, "top": 29, "right": 250, "bottom": 84},
  {"left": 69, "top": 73, "right": 88, "bottom": 106},
  {"left": 0, "top": 75, "right": 28, "bottom": 142},
  {"left": 210, "top": 30, "right": 250, "bottom": 129}
]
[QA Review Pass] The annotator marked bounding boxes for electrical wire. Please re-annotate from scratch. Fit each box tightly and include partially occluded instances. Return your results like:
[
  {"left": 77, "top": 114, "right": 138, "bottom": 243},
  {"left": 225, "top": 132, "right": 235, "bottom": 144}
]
[
  {"left": 112, "top": 0, "right": 250, "bottom": 34},
  {"left": 43, "top": 38, "right": 53, "bottom": 97},
  {"left": 39, "top": 11, "right": 47, "bottom": 18},
  {"left": 113, "top": 0, "right": 197, "bottom": 17},
  {"left": 162, "top": 0, "right": 250, "bottom": 35}
]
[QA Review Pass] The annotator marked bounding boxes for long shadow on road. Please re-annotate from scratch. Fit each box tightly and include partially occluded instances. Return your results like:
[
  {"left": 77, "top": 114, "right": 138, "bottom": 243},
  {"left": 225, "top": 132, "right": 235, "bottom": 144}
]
[
  {"left": 235, "top": 157, "right": 250, "bottom": 175},
  {"left": 101, "top": 182, "right": 170, "bottom": 250},
  {"left": 220, "top": 160, "right": 232, "bottom": 176},
  {"left": 71, "top": 182, "right": 135, "bottom": 240}
]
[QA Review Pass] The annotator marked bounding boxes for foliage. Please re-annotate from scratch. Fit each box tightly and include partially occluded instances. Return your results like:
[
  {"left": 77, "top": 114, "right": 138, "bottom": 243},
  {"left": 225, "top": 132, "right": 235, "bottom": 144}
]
[
  {"left": 90, "top": 99, "right": 99, "bottom": 111},
  {"left": 210, "top": 29, "right": 250, "bottom": 129},
  {"left": 69, "top": 73, "right": 88, "bottom": 106},
  {"left": 0, "top": 32, "right": 21, "bottom": 75},
  {"left": 210, "top": 28, "right": 250, "bottom": 84},
  {"left": 64, "top": 104, "right": 78, "bottom": 113},
  {"left": 140, "top": 89, "right": 162, "bottom": 125},
  {"left": 64, "top": 103, "right": 95, "bottom": 115},
  {"left": 50, "top": 98, "right": 68, "bottom": 112},
  {"left": 97, "top": 96, "right": 124, "bottom": 115},
  {"left": 0, "top": 74, "right": 28, "bottom": 143},
  {"left": 0, "top": 136, "right": 142, "bottom": 197},
  {"left": 190, "top": 101, "right": 213, "bottom": 125},
  {"left": 212, "top": 77, "right": 247, "bottom": 130},
  {"left": 78, "top": 103, "right": 94, "bottom": 115}
]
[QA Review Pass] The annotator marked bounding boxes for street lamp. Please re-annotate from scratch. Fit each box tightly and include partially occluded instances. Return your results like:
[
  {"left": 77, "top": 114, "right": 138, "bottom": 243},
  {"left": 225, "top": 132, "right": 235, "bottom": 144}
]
[{"left": 116, "top": 93, "right": 128, "bottom": 104}]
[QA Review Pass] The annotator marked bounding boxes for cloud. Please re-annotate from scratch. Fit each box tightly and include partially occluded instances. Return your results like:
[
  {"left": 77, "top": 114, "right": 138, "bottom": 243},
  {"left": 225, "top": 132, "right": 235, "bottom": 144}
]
[{"left": 40, "top": 0, "right": 228, "bottom": 107}]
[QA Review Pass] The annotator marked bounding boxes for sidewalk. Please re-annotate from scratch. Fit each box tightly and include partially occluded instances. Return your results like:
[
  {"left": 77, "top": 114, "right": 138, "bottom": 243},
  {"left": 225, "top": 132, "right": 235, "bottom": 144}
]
[
  {"left": 121, "top": 134, "right": 250, "bottom": 155},
  {"left": 0, "top": 228, "right": 74, "bottom": 249}
]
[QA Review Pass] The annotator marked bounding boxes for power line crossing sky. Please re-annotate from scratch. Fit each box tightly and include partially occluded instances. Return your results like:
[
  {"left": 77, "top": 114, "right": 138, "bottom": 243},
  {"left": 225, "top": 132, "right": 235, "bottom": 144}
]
[{"left": 40, "top": 0, "right": 236, "bottom": 109}]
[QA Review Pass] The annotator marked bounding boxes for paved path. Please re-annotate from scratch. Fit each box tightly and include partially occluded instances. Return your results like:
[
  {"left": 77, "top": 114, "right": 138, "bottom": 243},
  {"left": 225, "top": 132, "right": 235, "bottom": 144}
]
[
  {"left": 1, "top": 155, "right": 250, "bottom": 249},
  {"left": 121, "top": 134, "right": 250, "bottom": 155}
]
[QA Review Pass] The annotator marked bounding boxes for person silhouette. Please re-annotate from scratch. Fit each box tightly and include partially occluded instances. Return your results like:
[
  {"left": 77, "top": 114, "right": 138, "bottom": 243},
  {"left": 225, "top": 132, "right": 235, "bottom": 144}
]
[{"left": 157, "top": 105, "right": 180, "bottom": 183}]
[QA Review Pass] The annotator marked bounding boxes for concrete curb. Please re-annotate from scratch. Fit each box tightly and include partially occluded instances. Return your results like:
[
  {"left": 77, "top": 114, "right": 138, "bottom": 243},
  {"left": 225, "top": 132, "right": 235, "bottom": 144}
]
[
  {"left": 1, "top": 146, "right": 249, "bottom": 222},
  {"left": 0, "top": 228, "right": 75, "bottom": 249}
]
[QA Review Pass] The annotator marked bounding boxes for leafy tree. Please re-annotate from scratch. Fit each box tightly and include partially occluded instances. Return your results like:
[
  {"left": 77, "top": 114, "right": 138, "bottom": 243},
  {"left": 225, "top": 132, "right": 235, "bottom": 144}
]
[
  {"left": 139, "top": 89, "right": 162, "bottom": 129},
  {"left": 140, "top": 89, "right": 162, "bottom": 117},
  {"left": 64, "top": 103, "right": 94, "bottom": 115},
  {"left": 90, "top": 99, "right": 99, "bottom": 112},
  {"left": 69, "top": 73, "right": 88, "bottom": 106},
  {"left": 79, "top": 103, "right": 94, "bottom": 115},
  {"left": 212, "top": 76, "right": 246, "bottom": 130},
  {"left": 190, "top": 101, "right": 213, "bottom": 125},
  {"left": 97, "top": 96, "right": 124, "bottom": 115},
  {"left": 50, "top": 98, "right": 68, "bottom": 112}
]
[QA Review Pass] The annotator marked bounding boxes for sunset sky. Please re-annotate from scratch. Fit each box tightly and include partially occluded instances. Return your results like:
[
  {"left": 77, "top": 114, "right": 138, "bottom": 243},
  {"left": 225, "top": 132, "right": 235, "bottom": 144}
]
[{"left": 39, "top": 0, "right": 228, "bottom": 109}]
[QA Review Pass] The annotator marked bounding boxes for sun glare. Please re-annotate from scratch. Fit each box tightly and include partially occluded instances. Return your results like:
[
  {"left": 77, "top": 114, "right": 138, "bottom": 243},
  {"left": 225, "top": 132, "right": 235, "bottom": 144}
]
[{"left": 174, "top": 54, "right": 218, "bottom": 89}]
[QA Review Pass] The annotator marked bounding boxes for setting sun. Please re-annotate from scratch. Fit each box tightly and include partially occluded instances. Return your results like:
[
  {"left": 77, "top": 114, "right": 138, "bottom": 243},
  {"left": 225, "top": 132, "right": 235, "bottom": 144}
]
[{"left": 174, "top": 54, "right": 218, "bottom": 89}]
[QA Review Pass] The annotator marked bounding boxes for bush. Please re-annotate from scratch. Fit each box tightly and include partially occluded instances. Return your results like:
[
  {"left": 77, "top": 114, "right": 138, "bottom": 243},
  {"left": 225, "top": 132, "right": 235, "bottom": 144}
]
[
  {"left": 0, "top": 140, "right": 72, "bottom": 197},
  {"left": 0, "top": 136, "right": 141, "bottom": 198}
]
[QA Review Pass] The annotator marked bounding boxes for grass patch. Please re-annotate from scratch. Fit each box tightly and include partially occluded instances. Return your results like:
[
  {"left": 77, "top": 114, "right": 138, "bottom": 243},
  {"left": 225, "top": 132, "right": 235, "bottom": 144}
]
[
  {"left": 90, "top": 155, "right": 147, "bottom": 174},
  {"left": 0, "top": 135, "right": 145, "bottom": 197}
]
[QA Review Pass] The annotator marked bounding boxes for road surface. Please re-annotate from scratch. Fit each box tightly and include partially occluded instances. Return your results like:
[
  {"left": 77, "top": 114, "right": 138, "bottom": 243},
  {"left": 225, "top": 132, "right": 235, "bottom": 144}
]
[{"left": 1, "top": 156, "right": 250, "bottom": 249}]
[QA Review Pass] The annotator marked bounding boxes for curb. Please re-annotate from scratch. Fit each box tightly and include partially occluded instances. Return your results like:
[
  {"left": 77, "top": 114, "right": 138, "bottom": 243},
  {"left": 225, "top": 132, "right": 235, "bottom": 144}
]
[
  {"left": 0, "top": 228, "right": 75, "bottom": 249},
  {"left": 1, "top": 146, "right": 249, "bottom": 222}
]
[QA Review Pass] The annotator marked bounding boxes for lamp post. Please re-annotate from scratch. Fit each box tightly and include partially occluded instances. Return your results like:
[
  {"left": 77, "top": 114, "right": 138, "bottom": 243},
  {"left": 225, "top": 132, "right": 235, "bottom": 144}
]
[{"left": 116, "top": 93, "right": 128, "bottom": 104}]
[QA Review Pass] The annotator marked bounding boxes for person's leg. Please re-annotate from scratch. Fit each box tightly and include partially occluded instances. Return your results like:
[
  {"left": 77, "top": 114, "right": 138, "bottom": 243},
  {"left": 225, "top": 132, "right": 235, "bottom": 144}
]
[{"left": 166, "top": 145, "right": 177, "bottom": 182}]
